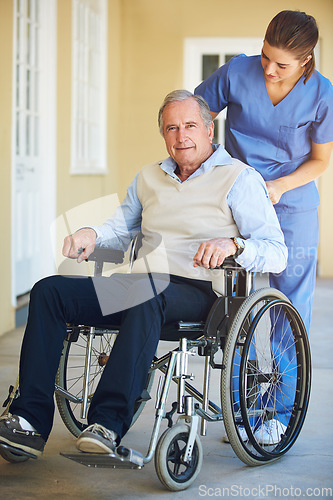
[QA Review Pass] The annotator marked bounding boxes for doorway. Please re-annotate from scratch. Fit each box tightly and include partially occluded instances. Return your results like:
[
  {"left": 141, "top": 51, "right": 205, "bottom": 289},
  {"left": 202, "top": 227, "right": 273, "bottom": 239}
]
[
  {"left": 184, "top": 37, "right": 263, "bottom": 146},
  {"left": 11, "top": 0, "right": 57, "bottom": 306}
]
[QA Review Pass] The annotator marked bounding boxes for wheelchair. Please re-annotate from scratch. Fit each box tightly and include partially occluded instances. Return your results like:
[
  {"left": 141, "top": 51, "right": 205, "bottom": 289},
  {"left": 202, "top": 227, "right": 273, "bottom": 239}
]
[
  {"left": 53, "top": 245, "right": 311, "bottom": 491},
  {"left": 1, "top": 243, "right": 311, "bottom": 492}
]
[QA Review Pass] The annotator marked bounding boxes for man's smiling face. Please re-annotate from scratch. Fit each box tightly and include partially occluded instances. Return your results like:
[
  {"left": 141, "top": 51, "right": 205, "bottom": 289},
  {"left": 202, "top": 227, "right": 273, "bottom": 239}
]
[{"left": 162, "top": 98, "right": 214, "bottom": 175}]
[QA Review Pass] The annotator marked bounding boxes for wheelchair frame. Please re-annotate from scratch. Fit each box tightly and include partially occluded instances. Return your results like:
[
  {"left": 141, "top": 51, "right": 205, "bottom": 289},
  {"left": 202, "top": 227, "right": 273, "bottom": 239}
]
[
  {"left": 53, "top": 249, "right": 311, "bottom": 491},
  {"left": 0, "top": 245, "right": 311, "bottom": 490}
]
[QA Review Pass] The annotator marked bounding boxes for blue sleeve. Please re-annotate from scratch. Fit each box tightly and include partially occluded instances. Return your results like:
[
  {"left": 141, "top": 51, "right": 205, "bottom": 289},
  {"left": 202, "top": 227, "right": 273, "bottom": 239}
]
[
  {"left": 195, "top": 55, "right": 244, "bottom": 113},
  {"left": 227, "top": 169, "right": 288, "bottom": 273},
  {"left": 90, "top": 174, "right": 142, "bottom": 252},
  {"left": 310, "top": 79, "right": 333, "bottom": 144}
]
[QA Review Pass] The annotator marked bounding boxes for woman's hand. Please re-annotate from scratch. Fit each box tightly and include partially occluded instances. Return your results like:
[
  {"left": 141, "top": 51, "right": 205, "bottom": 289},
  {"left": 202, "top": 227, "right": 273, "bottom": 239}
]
[
  {"left": 266, "top": 141, "right": 333, "bottom": 204},
  {"left": 265, "top": 179, "right": 287, "bottom": 204}
]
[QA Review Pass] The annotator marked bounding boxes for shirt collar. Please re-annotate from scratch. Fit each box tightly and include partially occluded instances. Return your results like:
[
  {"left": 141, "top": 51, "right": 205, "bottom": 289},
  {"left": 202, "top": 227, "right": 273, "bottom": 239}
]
[{"left": 159, "top": 144, "right": 233, "bottom": 182}]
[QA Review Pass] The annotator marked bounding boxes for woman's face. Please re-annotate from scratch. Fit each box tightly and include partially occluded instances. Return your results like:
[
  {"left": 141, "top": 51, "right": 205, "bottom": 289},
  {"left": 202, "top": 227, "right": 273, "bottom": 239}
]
[{"left": 261, "top": 40, "right": 310, "bottom": 85}]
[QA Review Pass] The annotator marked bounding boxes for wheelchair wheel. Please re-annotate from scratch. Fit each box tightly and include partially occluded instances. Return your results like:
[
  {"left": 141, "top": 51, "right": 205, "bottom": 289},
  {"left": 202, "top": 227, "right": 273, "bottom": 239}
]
[
  {"left": 55, "top": 330, "right": 154, "bottom": 437},
  {"left": 221, "top": 288, "right": 311, "bottom": 466},
  {"left": 154, "top": 423, "right": 203, "bottom": 491}
]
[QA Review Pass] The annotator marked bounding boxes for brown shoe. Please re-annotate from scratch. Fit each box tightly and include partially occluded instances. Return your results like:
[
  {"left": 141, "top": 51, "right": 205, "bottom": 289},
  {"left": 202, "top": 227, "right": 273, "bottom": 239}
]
[{"left": 0, "top": 414, "right": 45, "bottom": 459}]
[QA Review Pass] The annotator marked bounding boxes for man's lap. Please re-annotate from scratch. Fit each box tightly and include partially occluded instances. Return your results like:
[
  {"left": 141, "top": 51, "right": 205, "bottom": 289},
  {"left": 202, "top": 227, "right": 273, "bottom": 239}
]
[{"left": 37, "top": 272, "right": 215, "bottom": 328}]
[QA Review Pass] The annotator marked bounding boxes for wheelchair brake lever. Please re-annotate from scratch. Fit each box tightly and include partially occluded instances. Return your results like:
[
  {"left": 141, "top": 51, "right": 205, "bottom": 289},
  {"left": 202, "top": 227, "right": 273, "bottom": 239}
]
[{"left": 165, "top": 401, "right": 178, "bottom": 428}]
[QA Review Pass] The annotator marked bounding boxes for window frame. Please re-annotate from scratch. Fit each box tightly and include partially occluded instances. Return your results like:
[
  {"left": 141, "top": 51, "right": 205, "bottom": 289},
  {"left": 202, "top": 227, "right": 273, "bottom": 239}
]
[{"left": 70, "top": 0, "right": 108, "bottom": 175}]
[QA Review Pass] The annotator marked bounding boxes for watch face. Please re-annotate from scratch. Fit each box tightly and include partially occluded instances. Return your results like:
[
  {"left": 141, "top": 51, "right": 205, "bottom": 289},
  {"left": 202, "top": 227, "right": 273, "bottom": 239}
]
[
  {"left": 233, "top": 237, "right": 245, "bottom": 257},
  {"left": 235, "top": 237, "right": 245, "bottom": 249}
]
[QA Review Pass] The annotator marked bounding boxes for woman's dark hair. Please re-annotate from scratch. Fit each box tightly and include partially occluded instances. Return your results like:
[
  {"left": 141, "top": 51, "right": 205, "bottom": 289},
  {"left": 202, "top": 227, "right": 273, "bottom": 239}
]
[{"left": 265, "top": 10, "right": 319, "bottom": 83}]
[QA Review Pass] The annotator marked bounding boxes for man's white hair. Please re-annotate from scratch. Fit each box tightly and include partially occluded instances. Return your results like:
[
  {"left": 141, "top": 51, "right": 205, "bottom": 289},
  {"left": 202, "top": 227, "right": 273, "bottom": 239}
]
[{"left": 158, "top": 89, "right": 212, "bottom": 135}]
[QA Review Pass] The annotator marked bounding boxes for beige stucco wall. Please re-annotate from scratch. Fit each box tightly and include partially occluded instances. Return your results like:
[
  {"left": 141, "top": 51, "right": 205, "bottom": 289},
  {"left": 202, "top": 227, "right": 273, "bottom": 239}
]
[
  {"left": 0, "top": 0, "right": 124, "bottom": 336},
  {"left": 0, "top": 0, "right": 332, "bottom": 337},
  {"left": 0, "top": 0, "right": 15, "bottom": 335},
  {"left": 118, "top": 0, "right": 333, "bottom": 275},
  {"left": 57, "top": 0, "right": 122, "bottom": 216}
]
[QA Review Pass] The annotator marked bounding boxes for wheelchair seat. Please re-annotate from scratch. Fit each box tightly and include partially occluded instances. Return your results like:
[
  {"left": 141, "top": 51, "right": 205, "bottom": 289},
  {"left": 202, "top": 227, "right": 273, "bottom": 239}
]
[{"left": 81, "top": 246, "right": 245, "bottom": 343}]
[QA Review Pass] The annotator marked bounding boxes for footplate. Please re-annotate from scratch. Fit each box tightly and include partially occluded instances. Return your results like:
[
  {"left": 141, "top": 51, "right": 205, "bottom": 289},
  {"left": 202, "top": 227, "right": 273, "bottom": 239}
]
[{"left": 61, "top": 445, "right": 144, "bottom": 469}]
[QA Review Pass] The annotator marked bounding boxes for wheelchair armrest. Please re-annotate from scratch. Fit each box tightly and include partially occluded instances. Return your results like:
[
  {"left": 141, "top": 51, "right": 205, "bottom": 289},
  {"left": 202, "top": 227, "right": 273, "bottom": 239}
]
[
  {"left": 86, "top": 247, "right": 238, "bottom": 269},
  {"left": 87, "top": 248, "right": 125, "bottom": 265},
  {"left": 220, "top": 257, "right": 243, "bottom": 270}
]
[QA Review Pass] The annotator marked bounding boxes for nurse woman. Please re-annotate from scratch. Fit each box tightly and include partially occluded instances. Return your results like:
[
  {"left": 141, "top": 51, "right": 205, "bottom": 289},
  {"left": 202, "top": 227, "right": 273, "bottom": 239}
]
[{"left": 195, "top": 10, "right": 333, "bottom": 334}]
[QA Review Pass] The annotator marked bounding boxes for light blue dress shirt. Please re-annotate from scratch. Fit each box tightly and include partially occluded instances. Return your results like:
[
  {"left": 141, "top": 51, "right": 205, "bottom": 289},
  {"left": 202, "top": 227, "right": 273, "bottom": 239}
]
[{"left": 92, "top": 145, "right": 287, "bottom": 274}]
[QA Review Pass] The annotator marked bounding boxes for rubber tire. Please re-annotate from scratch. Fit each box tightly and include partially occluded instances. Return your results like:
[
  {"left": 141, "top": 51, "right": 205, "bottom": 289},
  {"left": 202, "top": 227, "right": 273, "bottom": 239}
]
[
  {"left": 221, "top": 287, "right": 311, "bottom": 466},
  {"left": 155, "top": 423, "right": 203, "bottom": 491}
]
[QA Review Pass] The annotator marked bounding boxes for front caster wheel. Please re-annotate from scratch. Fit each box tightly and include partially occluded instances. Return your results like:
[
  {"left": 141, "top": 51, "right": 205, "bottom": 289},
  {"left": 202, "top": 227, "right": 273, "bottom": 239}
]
[{"left": 154, "top": 423, "right": 203, "bottom": 491}]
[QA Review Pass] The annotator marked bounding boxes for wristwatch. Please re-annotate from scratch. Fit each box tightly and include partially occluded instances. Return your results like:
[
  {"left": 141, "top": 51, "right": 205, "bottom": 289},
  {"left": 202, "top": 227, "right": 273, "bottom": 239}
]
[{"left": 231, "top": 237, "right": 245, "bottom": 258}]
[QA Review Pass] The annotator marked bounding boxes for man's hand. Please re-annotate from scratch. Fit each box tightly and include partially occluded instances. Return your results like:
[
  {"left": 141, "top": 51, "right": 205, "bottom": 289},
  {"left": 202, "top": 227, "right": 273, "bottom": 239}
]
[
  {"left": 62, "top": 228, "right": 97, "bottom": 263},
  {"left": 193, "top": 238, "right": 237, "bottom": 269}
]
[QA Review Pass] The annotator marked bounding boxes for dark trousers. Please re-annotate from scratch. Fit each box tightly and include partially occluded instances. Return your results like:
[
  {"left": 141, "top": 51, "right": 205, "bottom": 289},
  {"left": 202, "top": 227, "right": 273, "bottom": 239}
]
[{"left": 10, "top": 273, "right": 216, "bottom": 442}]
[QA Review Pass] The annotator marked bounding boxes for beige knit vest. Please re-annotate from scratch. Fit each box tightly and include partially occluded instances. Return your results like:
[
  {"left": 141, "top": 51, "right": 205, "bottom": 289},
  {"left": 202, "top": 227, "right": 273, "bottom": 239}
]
[{"left": 132, "top": 159, "right": 248, "bottom": 294}]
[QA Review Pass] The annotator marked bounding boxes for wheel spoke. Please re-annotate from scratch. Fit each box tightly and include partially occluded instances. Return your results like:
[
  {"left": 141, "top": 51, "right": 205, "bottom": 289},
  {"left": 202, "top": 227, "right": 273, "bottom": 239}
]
[{"left": 56, "top": 330, "right": 154, "bottom": 436}]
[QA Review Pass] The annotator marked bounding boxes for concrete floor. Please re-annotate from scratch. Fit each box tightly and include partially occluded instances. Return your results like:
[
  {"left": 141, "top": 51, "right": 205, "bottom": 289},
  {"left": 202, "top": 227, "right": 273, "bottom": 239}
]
[{"left": 0, "top": 279, "right": 332, "bottom": 499}]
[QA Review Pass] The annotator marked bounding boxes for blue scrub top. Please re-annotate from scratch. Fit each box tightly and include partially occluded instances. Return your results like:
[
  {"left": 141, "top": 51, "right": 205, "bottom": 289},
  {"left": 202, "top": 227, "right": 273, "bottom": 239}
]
[{"left": 195, "top": 54, "right": 333, "bottom": 213}]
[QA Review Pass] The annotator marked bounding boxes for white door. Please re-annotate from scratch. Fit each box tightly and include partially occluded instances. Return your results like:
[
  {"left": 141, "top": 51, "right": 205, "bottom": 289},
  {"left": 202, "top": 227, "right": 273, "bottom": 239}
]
[
  {"left": 184, "top": 37, "right": 263, "bottom": 146},
  {"left": 184, "top": 37, "right": 320, "bottom": 146},
  {"left": 12, "top": 0, "right": 56, "bottom": 302}
]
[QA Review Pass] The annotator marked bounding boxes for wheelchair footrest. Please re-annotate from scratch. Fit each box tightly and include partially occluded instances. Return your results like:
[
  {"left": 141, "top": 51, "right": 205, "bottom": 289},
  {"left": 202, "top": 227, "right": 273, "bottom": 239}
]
[{"left": 60, "top": 446, "right": 144, "bottom": 469}]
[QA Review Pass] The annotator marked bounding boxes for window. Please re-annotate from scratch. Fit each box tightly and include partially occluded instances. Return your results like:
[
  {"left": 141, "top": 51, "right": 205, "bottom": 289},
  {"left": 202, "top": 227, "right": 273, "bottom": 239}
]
[
  {"left": 71, "top": 0, "right": 107, "bottom": 174},
  {"left": 15, "top": 0, "right": 41, "bottom": 160}
]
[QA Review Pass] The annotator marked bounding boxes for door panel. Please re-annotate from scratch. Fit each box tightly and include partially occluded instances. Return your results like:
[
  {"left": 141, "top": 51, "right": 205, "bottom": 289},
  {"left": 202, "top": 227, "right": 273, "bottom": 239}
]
[{"left": 12, "top": 0, "right": 56, "bottom": 300}]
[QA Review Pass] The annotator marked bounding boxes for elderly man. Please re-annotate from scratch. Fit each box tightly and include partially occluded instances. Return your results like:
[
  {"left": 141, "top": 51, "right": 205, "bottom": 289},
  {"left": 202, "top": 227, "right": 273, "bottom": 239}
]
[{"left": 0, "top": 90, "right": 287, "bottom": 461}]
